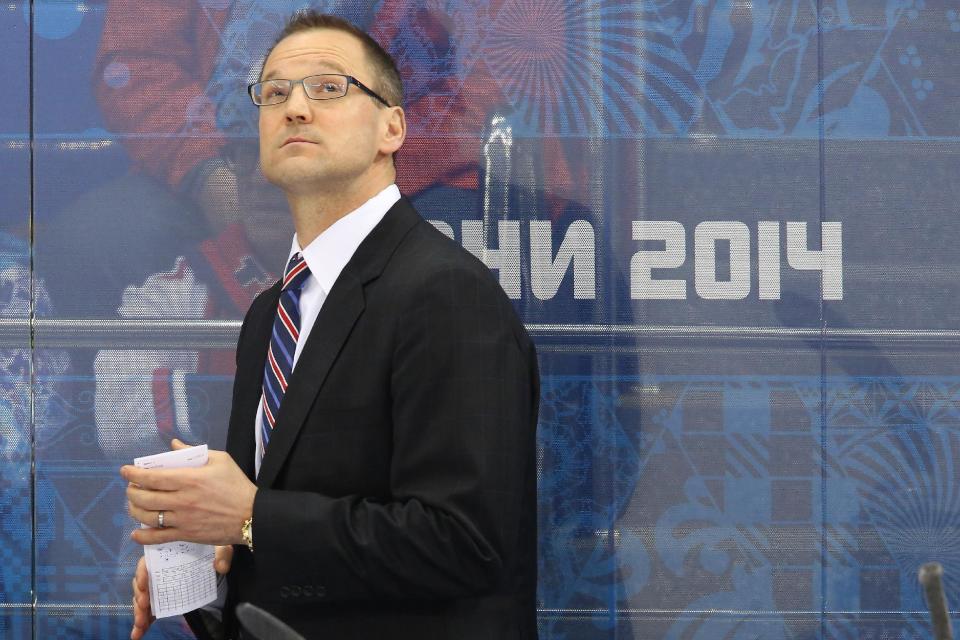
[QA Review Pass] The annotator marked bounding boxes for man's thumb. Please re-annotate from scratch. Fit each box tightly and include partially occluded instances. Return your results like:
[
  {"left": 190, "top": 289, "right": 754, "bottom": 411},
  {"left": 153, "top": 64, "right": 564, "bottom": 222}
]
[
  {"left": 170, "top": 438, "right": 192, "bottom": 450},
  {"left": 215, "top": 545, "right": 234, "bottom": 574}
]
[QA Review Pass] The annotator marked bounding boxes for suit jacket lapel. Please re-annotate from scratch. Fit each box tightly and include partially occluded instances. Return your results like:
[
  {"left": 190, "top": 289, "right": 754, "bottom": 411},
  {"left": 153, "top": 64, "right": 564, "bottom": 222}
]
[
  {"left": 255, "top": 197, "right": 421, "bottom": 488},
  {"left": 255, "top": 271, "right": 365, "bottom": 487}
]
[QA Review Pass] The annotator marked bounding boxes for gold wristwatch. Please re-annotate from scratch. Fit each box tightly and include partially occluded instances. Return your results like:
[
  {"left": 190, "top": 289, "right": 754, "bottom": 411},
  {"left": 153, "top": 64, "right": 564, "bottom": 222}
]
[{"left": 241, "top": 517, "right": 254, "bottom": 552}]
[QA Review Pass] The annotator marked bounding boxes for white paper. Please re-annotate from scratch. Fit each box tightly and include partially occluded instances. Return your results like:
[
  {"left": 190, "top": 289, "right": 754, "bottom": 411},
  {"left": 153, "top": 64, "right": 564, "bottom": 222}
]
[{"left": 134, "top": 445, "right": 218, "bottom": 618}]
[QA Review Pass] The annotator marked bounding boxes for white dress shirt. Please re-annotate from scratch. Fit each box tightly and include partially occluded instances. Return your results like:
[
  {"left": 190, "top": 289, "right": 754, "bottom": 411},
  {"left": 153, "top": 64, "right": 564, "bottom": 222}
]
[{"left": 254, "top": 184, "right": 401, "bottom": 476}]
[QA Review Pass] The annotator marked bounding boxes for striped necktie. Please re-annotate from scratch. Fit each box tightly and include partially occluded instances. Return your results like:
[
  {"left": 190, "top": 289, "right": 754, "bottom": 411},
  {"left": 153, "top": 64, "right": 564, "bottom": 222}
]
[{"left": 260, "top": 253, "right": 310, "bottom": 458}]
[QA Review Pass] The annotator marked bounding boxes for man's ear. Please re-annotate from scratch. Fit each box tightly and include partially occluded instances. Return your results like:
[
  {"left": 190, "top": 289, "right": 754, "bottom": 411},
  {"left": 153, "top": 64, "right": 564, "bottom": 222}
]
[{"left": 381, "top": 106, "right": 406, "bottom": 156}]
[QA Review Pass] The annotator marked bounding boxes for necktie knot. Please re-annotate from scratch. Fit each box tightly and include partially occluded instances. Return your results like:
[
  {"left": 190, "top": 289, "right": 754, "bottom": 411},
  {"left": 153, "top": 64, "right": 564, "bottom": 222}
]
[{"left": 282, "top": 253, "right": 311, "bottom": 292}]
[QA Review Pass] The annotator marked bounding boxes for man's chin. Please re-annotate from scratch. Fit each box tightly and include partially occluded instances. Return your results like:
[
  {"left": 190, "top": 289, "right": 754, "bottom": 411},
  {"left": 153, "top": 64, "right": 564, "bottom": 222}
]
[{"left": 262, "top": 163, "right": 328, "bottom": 190}]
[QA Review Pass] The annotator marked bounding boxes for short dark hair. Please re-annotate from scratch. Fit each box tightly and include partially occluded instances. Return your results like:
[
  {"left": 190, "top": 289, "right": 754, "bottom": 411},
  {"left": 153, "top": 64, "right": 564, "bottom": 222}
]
[{"left": 262, "top": 12, "right": 404, "bottom": 109}]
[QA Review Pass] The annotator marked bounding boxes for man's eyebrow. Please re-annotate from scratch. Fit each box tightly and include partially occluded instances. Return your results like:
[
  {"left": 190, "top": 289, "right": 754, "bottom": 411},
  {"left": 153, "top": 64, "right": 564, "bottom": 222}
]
[
  {"left": 317, "top": 61, "right": 348, "bottom": 74},
  {"left": 261, "top": 61, "right": 349, "bottom": 82}
]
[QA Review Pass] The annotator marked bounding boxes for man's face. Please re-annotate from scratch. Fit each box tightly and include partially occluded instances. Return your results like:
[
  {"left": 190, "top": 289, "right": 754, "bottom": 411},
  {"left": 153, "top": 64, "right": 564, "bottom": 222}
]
[{"left": 257, "top": 28, "right": 391, "bottom": 194}]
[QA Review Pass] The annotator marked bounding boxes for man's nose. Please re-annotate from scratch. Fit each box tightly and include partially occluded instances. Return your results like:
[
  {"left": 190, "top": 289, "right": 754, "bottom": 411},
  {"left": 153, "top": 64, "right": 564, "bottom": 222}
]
[{"left": 283, "top": 83, "right": 313, "bottom": 122}]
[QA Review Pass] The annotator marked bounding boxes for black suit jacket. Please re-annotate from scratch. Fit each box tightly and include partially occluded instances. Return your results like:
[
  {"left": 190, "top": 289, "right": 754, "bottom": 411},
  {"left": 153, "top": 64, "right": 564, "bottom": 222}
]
[{"left": 190, "top": 197, "right": 539, "bottom": 639}]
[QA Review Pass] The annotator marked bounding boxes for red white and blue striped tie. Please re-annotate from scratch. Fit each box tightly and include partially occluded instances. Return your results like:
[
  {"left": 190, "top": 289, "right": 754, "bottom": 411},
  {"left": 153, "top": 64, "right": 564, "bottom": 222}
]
[{"left": 260, "top": 253, "right": 310, "bottom": 457}]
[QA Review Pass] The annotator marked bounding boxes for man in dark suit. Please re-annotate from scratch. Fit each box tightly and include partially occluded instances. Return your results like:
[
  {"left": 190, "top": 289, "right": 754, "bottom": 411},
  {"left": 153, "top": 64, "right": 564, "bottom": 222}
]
[{"left": 122, "top": 12, "right": 539, "bottom": 640}]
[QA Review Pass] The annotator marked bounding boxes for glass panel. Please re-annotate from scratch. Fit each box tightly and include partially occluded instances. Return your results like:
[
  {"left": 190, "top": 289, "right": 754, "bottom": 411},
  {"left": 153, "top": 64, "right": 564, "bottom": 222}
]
[
  {"left": 821, "top": 3, "right": 960, "bottom": 637},
  {"left": 20, "top": 1, "right": 960, "bottom": 637},
  {"left": 32, "top": 1, "right": 155, "bottom": 636},
  {"left": 0, "top": 2, "right": 34, "bottom": 639}
]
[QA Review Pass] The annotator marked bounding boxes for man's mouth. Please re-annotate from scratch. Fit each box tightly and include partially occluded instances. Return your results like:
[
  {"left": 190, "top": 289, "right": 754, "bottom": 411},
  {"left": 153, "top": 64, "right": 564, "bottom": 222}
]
[{"left": 282, "top": 136, "right": 316, "bottom": 147}]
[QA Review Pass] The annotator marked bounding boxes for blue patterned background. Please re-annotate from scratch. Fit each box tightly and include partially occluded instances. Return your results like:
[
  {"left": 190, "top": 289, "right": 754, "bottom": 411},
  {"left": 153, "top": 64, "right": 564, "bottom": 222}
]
[{"left": 3, "top": 0, "right": 960, "bottom": 637}]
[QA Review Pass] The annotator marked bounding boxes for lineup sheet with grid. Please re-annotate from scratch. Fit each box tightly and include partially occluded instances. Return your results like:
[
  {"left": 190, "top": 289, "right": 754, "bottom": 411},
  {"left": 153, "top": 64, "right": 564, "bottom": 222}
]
[{"left": 134, "top": 445, "right": 218, "bottom": 618}]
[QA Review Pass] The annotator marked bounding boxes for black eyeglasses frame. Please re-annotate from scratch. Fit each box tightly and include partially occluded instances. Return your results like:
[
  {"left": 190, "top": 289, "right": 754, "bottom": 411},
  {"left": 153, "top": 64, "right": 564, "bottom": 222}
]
[{"left": 248, "top": 74, "right": 392, "bottom": 108}]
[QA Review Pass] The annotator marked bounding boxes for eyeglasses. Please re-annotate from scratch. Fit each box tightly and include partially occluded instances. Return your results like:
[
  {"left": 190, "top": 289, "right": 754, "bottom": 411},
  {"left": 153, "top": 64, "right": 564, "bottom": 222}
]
[{"left": 248, "top": 74, "right": 391, "bottom": 108}]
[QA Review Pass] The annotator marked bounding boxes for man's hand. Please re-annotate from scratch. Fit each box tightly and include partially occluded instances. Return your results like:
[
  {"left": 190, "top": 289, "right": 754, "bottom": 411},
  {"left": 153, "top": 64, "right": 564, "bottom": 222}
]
[
  {"left": 131, "top": 545, "right": 233, "bottom": 640},
  {"left": 122, "top": 439, "right": 257, "bottom": 546}
]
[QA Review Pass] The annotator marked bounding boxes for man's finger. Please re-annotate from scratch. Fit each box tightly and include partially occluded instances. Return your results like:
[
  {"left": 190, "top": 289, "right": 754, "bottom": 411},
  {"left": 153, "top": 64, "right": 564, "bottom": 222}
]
[
  {"left": 127, "top": 504, "right": 160, "bottom": 529},
  {"left": 171, "top": 438, "right": 192, "bottom": 450},
  {"left": 215, "top": 545, "right": 234, "bottom": 574},
  {"left": 135, "top": 574, "right": 148, "bottom": 592},
  {"left": 131, "top": 607, "right": 154, "bottom": 640},
  {"left": 126, "top": 485, "right": 177, "bottom": 513},
  {"left": 134, "top": 557, "right": 148, "bottom": 589},
  {"left": 133, "top": 595, "right": 150, "bottom": 620},
  {"left": 131, "top": 525, "right": 183, "bottom": 546},
  {"left": 128, "top": 504, "right": 175, "bottom": 530},
  {"left": 120, "top": 465, "right": 189, "bottom": 491},
  {"left": 131, "top": 544, "right": 153, "bottom": 639}
]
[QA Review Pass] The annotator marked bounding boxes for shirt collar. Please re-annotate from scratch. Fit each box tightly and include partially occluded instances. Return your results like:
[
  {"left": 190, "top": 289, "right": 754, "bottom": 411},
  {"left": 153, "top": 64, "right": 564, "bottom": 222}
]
[{"left": 286, "top": 184, "right": 401, "bottom": 295}]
